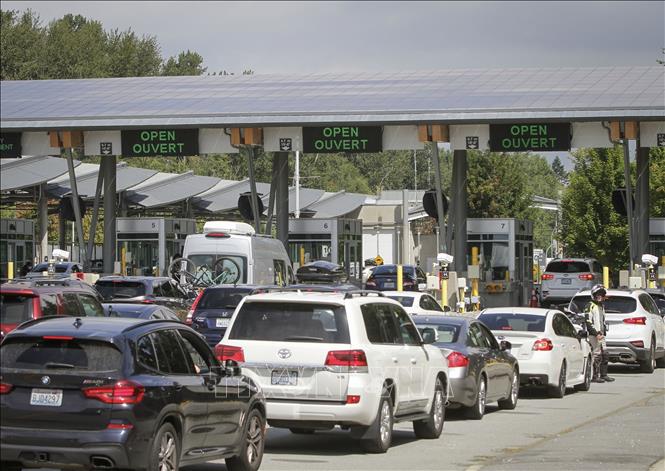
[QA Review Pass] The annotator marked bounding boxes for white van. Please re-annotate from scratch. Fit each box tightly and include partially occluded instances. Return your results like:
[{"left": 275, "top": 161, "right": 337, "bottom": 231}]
[{"left": 182, "top": 221, "right": 294, "bottom": 286}]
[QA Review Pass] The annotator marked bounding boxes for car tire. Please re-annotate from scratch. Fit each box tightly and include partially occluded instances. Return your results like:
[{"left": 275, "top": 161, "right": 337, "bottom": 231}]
[
  {"left": 413, "top": 378, "right": 445, "bottom": 439},
  {"left": 656, "top": 352, "right": 665, "bottom": 369},
  {"left": 362, "top": 387, "right": 393, "bottom": 453},
  {"left": 147, "top": 422, "right": 180, "bottom": 471},
  {"left": 226, "top": 408, "right": 265, "bottom": 471},
  {"left": 498, "top": 369, "right": 519, "bottom": 409},
  {"left": 289, "top": 428, "right": 315, "bottom": 435},
  {"left": 465, "top": 375, "right": 486, "bottom": 420},
  {"left": 639, "top": 339, "right": 656, "bottom": 374},
  {"left": 575, "top": 356, "right": 592, "bottom": 392},
  {"left": 548, "top": 362, "right": 566, "bottom": 398}
]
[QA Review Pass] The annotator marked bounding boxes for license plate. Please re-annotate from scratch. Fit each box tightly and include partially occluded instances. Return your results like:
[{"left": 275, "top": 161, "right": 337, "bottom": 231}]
[
  {"left": 216, "top": 318, "right": 230, "bottom": 328},
  {"left": 561, "top": 278, "right": 572, "bottom": 284},
  {"left": 384, "top": 282, "right": 395, "bottom": 288},
  {"left": 30, "top": 388, "right": 63, "bottom": 407},
  {"left": 271, "top": 370, "right": 298, "bottom": 386}
]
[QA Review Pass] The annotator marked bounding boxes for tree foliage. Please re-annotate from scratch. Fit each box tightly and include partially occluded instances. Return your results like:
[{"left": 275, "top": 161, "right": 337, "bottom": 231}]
[
  {"left": 551, "top": 156, "right": 568, "bottom": 185},
  {"left": 650, "top": 147, "right": 665, "bottom": 217}
]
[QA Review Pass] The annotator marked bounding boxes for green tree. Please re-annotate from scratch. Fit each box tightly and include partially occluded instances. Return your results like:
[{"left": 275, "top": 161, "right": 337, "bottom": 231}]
[
  {"left": 0, "top": 9, "right": 45, "bottom": 80},
  {"left": 650, "top": 147, "right": 665, "bottom": 217},
  {"left": 106, "top": 29, "right": 162, "bottom": 77},
  {"left": 560, "top": 147, "right": 629, "bottom": 273},
  {"left": 551, "top": 155, "right": 568, "bottom": 184},
  {"left": 161, "top": 50, "right": 206, "bottom": 76}
]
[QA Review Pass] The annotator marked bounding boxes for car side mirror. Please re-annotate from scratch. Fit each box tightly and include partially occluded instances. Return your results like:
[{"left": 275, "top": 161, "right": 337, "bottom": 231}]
[
  {"left": 577, "top": 330, "right": 588, "bottom": 339},
  {"left": 659, "top": 308, "right": 665, "bottom": 318},
  {"left": 443, "top": 305, "right": 452, "bottom": 313},
  {"left": 500, "top": 340, "right": 512, "bottom": 351},
  {"left": 420, "top": 327, "right": 437, "bottom": 344}
]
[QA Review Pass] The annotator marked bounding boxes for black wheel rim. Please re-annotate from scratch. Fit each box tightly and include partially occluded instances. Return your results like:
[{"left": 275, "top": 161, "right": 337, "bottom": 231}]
[{"left": 560, "top": 364, "right": 566, "bottom": 395}]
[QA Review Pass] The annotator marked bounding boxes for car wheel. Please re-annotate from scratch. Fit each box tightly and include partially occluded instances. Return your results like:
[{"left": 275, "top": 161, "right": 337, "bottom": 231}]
[
  {"left": 639, "top": 339, "right": 656, "bottom": 374},
  {"left": 362, "top": 387, "right": 393, "bottom": 453},
  {"left": 413, "top": 378, "right": 445, "bottom": 438},
  {"left": 148, "top": 422, "right": 179, "bottom": 471},
  {"left": 548, "top": 362, "right": 566, "bottom": 398},
  {"left": 575, "top": 356, "right": 592, "bottom": 391},
  {"left": 289, "top": 428, "right": 315, "bottom": 434},
  {"left": 498, "top": 369, "right": 519, "bottom": 409},
  {"left": 656, "top": 351, "right": 665, "bottom": 369},
  {"left": 226, "top": 408, "right": 265, "bottom": 471},
  {"left": 465, "top": 375, "right": 486, "bottom": 420}
]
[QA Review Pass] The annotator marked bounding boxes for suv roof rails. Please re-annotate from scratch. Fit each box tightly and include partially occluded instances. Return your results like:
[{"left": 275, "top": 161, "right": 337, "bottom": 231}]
[
  {"left": 121, "top": 319, "right": 186, "bottom": 333},
  {"left": 343, "top": 290, "right": 385, "bottom": 299}
]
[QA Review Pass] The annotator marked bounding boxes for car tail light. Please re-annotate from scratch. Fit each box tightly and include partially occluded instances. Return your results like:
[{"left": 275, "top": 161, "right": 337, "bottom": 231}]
[
  {"left": 578, "top": 273, "right": 594, "bottom": 281},
  {"left": 447, "top": 351, "right": 469, "bottom": 368},
  {"left": 630, "top": 340, "right": 645, "bottom": 348},
  {"left": 365, "top": 279, "right": 377, "bottom": 287},
  {"left": 0, "top": 383, "right": 13, "bottom": 394},
  {"left": 346, "top": 395, "right": 361, "bottom": 404},
  {"left": 83, "top": 380, "right": 144, "bottom": 404},
  {"left": 623, "top": 317, "right": 646, "bottom": 325},
  {"left": 107, "top": 421, "right": 134, "bottom": 430},
  {"left": 141, "top": 299, "right": 155, "bottom": 304},
  {"left": 541, "top": 274, "right": 554, "bottom": 281},
  {"left": 205, "top": 232, "right": 230, "bottom": 238},
  {"left": 215, "top": 344, "right": 245, "bottom": 363},
  {"left": 325, "top": 350, "right": 368, "bottom": 367},
  {"left": 532, "top": 338, "right": 554, "bottom": 351},
  {"left": 43, "top": 336, "right": 74, "bottom": 340},
  {"left": 186, "top": 290, "right": 204, "bottom": 325}
]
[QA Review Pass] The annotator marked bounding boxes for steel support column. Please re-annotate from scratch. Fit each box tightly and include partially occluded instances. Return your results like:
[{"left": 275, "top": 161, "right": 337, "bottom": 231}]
[
  {"left": 275, "top": 151, "right": 289, "bottom": 252},
  {"left": 622, "top": 141, "right": 636, "bottom": 274},
  {"left": 65, "top": 149, "right": 87, "bottom": 267},
  {"left": 246, "top": 146, "right": 262, "bottom": 232},
  {"left": 86, "top": 169, "right": 105, "bottom": 270},
  {"left": 38, "top": 184, "right": 48, "bottom": 263},
  {"left": 452, "top": 150, "right": 468, "bottom": 273},
  {"left": 430, "top": 142, "right": 447, "bottom": 253},
  {"left": 102, "top": 156, "right": 117, "bottom": 274},
  {"left": 402, "top": 189, "right": 410, "bottom": 264},
  {"left": 635, "top": 146, "right": 650, "bottom": 259}
]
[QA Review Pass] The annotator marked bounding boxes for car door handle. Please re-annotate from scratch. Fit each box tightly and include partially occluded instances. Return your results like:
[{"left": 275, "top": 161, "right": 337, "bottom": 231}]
[
  {"left": 410, "top": 358, "right": 417, "bottom": 364},
  {"left": 392, "top": 357, "right": 398, "bottom": 363},
  {"left": 173, "top": 382, "right": 183, "bottom": 391}
]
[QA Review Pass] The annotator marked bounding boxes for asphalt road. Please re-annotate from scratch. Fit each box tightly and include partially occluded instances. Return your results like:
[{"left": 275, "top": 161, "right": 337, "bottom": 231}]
[{"left": 189, "top": 364, "right": 665, "bottom": 471}]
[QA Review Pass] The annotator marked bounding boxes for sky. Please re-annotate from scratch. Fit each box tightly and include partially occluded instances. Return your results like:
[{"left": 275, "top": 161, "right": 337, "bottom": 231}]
[{"left": 4, "top": 0, "right": 664, "bottom": 168}]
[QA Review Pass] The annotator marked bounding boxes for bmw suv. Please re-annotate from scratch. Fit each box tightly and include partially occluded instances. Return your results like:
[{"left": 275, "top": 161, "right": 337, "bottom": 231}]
[{"left": 0, "top": 316, "right": 266, "bottom": 471}]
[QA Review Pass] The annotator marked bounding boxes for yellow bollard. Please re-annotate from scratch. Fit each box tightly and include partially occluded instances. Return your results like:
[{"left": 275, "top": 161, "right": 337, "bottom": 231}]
[
  {"left": 121, "top": 246, "right": 126, "bottom": 276},
  {"left": 603, "top": 266, "right": 609, "bottom": 289},
  {"left": 661, "top": 256, "right": 665, "bottom": 289},
  {"left": 441, "top": 277, "right": 448, "bottom": 308},
  {"left": 471, "top": 247, "right": 479, "bottom": 311},
  {"left": 397, "top": 265, "right": 403, "bottom": 292},
  {"left": 299, "top": 246, "right": 305, "bottom": 268},
  {"left": 8, "top": 262, "right": 14, "bottom": 279}
]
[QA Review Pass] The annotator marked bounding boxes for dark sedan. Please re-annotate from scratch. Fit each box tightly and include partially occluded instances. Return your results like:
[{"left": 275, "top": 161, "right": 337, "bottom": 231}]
[
  {"left": 295, "top": 260, "right": 348, "bottom": 284},
  {"left": 365, "top": 264, "right": 427, "bottom": 291},
  {"left": 415, "top": 316, "right": 519, "bottom": 420},
  {"left": 105, "top": 303, "right": 182, "bottom": 321}
]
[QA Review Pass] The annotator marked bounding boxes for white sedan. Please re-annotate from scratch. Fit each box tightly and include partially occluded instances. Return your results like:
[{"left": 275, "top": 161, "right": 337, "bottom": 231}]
[
  {"left": 477, "top": 307, "right": 593, "bottom": 398},
  {"left": 383, "top": 291, "right": 448, "bottom": 316}
]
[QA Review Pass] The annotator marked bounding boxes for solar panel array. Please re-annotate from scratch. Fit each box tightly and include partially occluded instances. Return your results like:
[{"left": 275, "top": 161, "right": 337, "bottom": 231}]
[{"left": 1, "top": 67, "right": 662, "bottom": 129}]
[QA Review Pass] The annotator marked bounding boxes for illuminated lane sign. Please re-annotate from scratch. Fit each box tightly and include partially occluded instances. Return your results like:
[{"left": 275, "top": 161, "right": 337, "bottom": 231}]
[
  {"left": 303, "top": 126, "right": 382, "bottom": 153},
  {"left": 121, "top": 129, "right": 198, "bottom": 157},
  {"left": 489, "top": 123, "right": 571, "bottom": 152},
  {"left": 0, "top": 132, "right": 22, "bottom": 158}
]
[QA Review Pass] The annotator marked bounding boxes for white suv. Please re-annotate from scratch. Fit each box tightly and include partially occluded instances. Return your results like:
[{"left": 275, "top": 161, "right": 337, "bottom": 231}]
[
  {"left": 570, "top": 289, "right": 665, "bottom": 373},
  {"left": 216, "top": 290, "right": 449, "bottom": 453}
]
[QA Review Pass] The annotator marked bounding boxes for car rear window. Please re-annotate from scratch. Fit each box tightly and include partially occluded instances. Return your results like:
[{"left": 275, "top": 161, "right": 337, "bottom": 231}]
[
  {"left": 373, "top": 265, "right": 415, "bottom": 277},
  {"left": 95, "top": 281, "right": 146, "bottom": 300},
  {"left": 1, "top": 293, "right": 34, "bottom": 324},
  {"left": 229, "top": 301, "right": 350, "bottom": 343},
  {"left": 545, "top": 261, "right": 591, "bottom": 273},
  {"left": 198, "top": 288, "right": 253, "bottom": 310},
  {"left": 416, "top": 323, "right": 460, "bottom": 343},
  {"left": 387, "top": 295, "right": 415, "bottom": 307},
  {"left": 0, "top": 338, "right": 123, "bottom": 373},
  {"left": 32, "top": 263, "right": 70, "bottom": 273},
  {"left": 570, "top": 296, "right": 637, "bottom": 314},
  {"left": 478, "top": 313, "right": 546, "bottom": 332}
]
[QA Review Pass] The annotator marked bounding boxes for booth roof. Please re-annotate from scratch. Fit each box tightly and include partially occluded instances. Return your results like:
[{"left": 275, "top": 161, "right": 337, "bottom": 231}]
[{"left": 0, "top": 155, "right": 80, "bottom": 191}]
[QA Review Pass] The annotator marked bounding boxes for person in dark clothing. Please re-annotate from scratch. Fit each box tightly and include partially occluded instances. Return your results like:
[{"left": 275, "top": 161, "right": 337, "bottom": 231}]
[{"left": 584, "top": 284, "right": 614, "bottom": 383}]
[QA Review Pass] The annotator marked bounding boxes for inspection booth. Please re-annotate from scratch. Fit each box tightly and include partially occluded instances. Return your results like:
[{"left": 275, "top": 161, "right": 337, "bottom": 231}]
[
  {"left": 649, "top": 218, "right": 665, "bottom": 261},
  {"left": 116, "top": 217, "right": 197, "bottom": 276},
  {"left": 0, "top": 218, "right": 35, "bottom": 280},
  {"left": 467, "top": 218, "right": 534, "bottom": 308},
  {"left": 288, "top": 218, "right": 363, "bottom": 283}
]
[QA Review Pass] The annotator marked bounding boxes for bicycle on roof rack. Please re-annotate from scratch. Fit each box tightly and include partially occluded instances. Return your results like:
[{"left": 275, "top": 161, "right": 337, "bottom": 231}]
[{"left": 168, "top": 256, "right": 241, "bottom": 290}]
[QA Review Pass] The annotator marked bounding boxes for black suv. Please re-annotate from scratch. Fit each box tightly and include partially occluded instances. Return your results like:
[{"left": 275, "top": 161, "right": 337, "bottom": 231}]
[
  {"left": 1, "top": 278, "right": 104, "bottom": 339},
  {"left": 95, "top": 276, "right": 193, "bottom": 321},
  {"left": 365, "top": 264, "right": 427, "bottom": 292},
  {"left": 0, "top": 316, "right": 266, "bottom": 471}
]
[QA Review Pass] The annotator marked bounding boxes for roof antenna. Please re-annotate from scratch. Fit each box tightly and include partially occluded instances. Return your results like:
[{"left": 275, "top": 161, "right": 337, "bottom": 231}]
[{"left": 73, "top": 318, "right": 82, "bottom": 329}]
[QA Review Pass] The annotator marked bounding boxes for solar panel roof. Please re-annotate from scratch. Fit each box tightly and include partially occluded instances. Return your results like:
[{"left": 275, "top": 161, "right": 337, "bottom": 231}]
[
  {"left": 0, "top": 155, "right": 81, "bottom": 191},
  {"left": 1, "top": 67, "right": 662, "bottom": 130}
]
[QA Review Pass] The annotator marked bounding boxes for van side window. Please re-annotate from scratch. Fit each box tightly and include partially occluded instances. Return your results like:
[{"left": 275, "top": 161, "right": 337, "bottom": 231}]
[{"left": 273, "top": 260, "right": 286, "bottom": 286}]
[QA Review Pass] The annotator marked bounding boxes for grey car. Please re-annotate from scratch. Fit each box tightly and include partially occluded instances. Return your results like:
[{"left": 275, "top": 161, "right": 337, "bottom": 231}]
[
  {"left": 415, "top": 316, "right": 519, "bottom": 420},
  {"left": 539, "top": 258, "right": 603, "bottom": 307}
]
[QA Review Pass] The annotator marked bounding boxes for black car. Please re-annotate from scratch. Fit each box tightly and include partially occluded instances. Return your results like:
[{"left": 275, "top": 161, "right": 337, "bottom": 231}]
[
  {"left": 95, "top": 276, "right": 193, "bottom": 321},
  {"left": 0, "top": 316, "right": 266, "bottom": 471},
  {"left": 105, "top": 303, "right": 182, "bottom": 321},
  {"left": 295, "top": 260, "right": 348, "bottom": 284},
  {"left": 24, "top": 262, "right": 84, "bottom": 279},
  {"left": 414, "top": 316, "right": 519, "bottom": 420},
  {"left": 365, "top": 264, "right": 427, "bottom": 291}
]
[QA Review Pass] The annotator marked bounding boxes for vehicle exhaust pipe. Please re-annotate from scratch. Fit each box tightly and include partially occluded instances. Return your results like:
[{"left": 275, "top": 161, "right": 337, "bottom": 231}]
[{"left": 91, "top": 456, "right": 114, "bottom": 469}]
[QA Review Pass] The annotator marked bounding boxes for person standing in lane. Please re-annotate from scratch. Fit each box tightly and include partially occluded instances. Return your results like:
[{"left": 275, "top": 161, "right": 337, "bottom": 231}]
[{"left": 584, "top": 284, "right": 614, "bottom": 383}]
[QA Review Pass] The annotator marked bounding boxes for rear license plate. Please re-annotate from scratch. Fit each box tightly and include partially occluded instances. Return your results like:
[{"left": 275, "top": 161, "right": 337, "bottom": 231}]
[
  {"left": 384, "top": 282, "right": 395, "bottom": 288},
  {"left": 30, "top": 388, "right": 63, "bottom": 407},
  {"left": 561, "top": 278, "right": 572, "bottom": 284},
  {"left": 271, "top": 370, "right": 298, "bottom": 386},
  {"left": 216, "top": 318, "right": 230, "bottom": 328}
]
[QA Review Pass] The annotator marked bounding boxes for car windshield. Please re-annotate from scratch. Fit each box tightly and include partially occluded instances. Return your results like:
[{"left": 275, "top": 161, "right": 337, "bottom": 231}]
[
  {"left": 387, "top": 295, "right": 415, "bottom": 307},
  {"left": 570, "top": 296, "right": 637, "bottom": 314},
  {"left": 545, "top": 261, "right": 590, "bottom": 273},
  {"left": 478, "top": 313, "right": 546, "bottom": 332},
  {"left": 198, "top": 288, "right": 253, "bottom": 309},
  {"left": 416, "top": 323, "right": 461, "bottom": 343},
  {"left": 95, "top": 281, "right": 146, "bottom": 299},
  {"left": 1, "top": 293, "right": 34, "bottom": 324},
  {"left": 32, "top": 263, "right": 69, "bottom": 273},
  {"left": 229, "top": 301, "right": 350, "bottom": 343}
]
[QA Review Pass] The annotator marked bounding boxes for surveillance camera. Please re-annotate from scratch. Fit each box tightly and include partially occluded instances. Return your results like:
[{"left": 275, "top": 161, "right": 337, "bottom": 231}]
[
  {"left": 437, "top": 253, "right": 454, "bottom": 264},
  {"left": 52, "top": 249, "right": 70, "bottom": 260},
  {"left": 641, "top": 254, "right": 658, "bottom": 266}
]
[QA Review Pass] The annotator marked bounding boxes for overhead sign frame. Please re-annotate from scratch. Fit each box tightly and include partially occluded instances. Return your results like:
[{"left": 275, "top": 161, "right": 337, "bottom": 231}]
[
  {"left": 302, "top": 126, "right": 382, "bottom": 153},
  {"left": 489, "top": 123, "right": 571, "bottom": 152}
]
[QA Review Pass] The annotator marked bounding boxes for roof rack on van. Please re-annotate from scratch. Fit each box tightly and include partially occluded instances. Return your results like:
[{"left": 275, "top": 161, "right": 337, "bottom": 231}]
[
  {"left": 343, "top": 290, "right": 385, "bottom": 299},
  {"left": 203, "top": 221, "right": 255, "bottom": 236},
  {"left": 31, "top": 278, "right": 74, "bottom": 287}
]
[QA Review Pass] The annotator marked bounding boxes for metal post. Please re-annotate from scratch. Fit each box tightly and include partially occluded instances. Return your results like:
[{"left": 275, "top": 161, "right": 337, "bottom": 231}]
[
  {"left": 38, "top": 184, "right": 48, "bottom": 263},
  {"left": 58, "top": 216, "right": 66, "bottom": 251},
  {"left": 275, "top": 151, "right": 289, "bottom": 251},
  {"left": 65, "top": 149, "right": 87, "bottom": 268},
  {"left": 430, "top": 142, "right": 447, "bottom": 253},
  {"left": 622, "top": 141, "right": 636, "bottom": 274},
  {"left": 246, "top": 146, "right": 261, "bottom": 232},
  {"left": 636, "top": 145, "right": 650, "bottom": 259},
  {"left": 102, "top": 156, "right": 117, "bottom": 274},
  {"left": 295, "top": 150, "right": 301, "bottom": 219},
  {"left": 85, "top": 170, "right": 104, "bottom": 271},
  {"left": 402, "top": 189, "right": 410, "bottom": 264},
  {"left": 265, "top": 155, "right": 279, "bottom": 235},
  {"left": 452, "top": 150, "right": 468, "bottom": 273}
]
